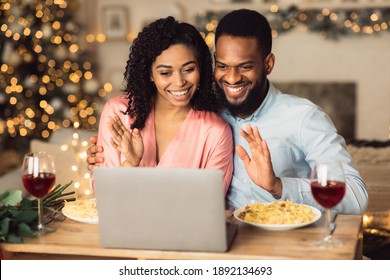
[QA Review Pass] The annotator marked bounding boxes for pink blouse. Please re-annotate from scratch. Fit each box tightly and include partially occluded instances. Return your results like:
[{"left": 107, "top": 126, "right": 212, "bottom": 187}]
[{"left": 97, "top": 96, "right": 233, "bottom": 193}]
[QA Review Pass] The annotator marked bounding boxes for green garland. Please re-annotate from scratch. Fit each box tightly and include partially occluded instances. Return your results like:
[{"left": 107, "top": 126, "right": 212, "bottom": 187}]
[
  {"left": 0, "top": 182, "right": 75, "bottom": 243},
  {"left": 195, "top": 6, "right": 390, "bottom": 41}
]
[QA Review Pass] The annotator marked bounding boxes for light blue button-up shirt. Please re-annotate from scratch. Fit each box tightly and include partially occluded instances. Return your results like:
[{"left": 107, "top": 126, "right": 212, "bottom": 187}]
[{"left": 221, "top": 83, "right": 368, "bottom": 214}]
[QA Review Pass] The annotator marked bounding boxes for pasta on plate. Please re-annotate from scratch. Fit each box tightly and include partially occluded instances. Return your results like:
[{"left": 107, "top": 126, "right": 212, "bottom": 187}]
[
  {"left": 62, "top": 198, "right": 98, "bottom": 221},
  {"left": 236, "top": 200, "right": 316, "bottom": 225}
]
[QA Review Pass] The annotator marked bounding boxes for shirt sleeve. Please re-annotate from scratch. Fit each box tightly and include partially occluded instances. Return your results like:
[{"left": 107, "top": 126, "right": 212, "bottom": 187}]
[
  {"left": 279, "top": 107, "right": 368, "bottom": 214},
  {"left": 96, "top": 98, "right": 122, "bottom": 167},
  {"left": 204, "top": 123, "right": 234, "bottom": 195}
]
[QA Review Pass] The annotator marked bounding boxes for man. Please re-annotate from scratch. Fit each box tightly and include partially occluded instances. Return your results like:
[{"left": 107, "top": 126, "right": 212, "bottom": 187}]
[{"left": 87, "top": 9, "right": 367, "bottom": 214}]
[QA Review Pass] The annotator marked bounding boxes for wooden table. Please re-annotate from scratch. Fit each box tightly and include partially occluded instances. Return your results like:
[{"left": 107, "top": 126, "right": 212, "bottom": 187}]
[{"left": 0, "top": 214, "right": 362, "bottom": 260}]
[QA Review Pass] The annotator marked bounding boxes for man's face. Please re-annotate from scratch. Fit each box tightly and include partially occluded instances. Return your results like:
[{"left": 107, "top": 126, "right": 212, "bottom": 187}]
[{"left": 214, "top": 35, "right": 269, "bottom": 118}]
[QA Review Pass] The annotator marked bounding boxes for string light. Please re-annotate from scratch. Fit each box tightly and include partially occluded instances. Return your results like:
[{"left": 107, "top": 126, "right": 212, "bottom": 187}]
[{"left": 195, "top": 6, "right": 390, "bottom": 42}]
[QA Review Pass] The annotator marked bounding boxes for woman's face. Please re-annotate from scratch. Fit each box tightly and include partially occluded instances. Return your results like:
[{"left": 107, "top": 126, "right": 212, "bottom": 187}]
[{"left": 151, "top": 44, "right": 200, "bottom": 109}]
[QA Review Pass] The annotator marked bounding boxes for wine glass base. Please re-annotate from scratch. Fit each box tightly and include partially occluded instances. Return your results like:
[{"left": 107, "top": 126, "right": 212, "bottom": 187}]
[
  {"left": 315, "top": 239, "right": 344, "bottom": 249},
  {"left": 35, "top": 225, "right": 56, "bottom": 236}
]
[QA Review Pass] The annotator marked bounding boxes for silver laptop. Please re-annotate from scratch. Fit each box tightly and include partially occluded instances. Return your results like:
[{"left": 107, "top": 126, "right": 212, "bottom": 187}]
[{"left": 93, "top": 167, "right": 238, "bottom": 252}]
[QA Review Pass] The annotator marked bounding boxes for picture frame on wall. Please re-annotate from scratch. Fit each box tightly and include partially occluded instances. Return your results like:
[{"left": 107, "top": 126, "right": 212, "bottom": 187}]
[{"left": 102, "top": 6, "right": 128, "bottom": 40}]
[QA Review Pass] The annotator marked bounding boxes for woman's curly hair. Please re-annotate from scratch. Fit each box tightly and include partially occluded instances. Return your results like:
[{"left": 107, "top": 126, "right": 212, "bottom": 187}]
[{"left": 122, "top": 16, "right": 217, "bottom": 129}]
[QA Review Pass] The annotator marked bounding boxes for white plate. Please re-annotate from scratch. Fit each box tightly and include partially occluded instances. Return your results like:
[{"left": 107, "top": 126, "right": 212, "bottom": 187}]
[
  {"left": 62, "top": 198, "right": 99, "bottom": 225},
  {"left": 234, "top": 204, "right": 321, "bottom": 231}
]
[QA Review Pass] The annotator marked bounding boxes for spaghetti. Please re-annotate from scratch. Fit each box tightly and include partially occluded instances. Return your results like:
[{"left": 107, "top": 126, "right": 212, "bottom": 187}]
[
  {"left": 236, "top": 200, "right": 315, "bottom": 225},
  {"left": 62, "top": 198, "right": 98, "bottom": 220}
]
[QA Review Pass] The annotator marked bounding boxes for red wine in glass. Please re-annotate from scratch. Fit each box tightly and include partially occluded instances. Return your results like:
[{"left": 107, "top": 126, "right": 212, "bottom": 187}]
[
  {"left": 310, "top": 162, "right": 346, "bottom": 248},
  {"left": 22, "top": 172, "right": 56, "bottom": 198},
  {"left": 311, "top": 180, "right": 346, "bottom": 209},
  {"left": 22, "top": 152, "right": 56, "bottom": 235}
]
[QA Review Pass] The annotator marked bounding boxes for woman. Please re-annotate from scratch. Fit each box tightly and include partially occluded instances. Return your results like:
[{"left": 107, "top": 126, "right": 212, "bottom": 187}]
[{"left": 96, "top": 17, "right": 233, "bottom": 192}]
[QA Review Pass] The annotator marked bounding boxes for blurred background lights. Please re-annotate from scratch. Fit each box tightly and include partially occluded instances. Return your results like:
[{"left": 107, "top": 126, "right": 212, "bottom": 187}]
[{"left": 0, "top": 0, "right": 107, "bottom": 157}]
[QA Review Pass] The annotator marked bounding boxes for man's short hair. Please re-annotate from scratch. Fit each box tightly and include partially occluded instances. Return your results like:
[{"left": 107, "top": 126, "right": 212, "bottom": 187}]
[{"left": 215, "top": 9, "right": 272, "bottom": 57}]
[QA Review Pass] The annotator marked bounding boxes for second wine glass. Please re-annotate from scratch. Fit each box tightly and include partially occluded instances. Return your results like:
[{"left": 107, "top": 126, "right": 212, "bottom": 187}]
[
  {"left": 310, "top": 162, "right": 346, "bottom": 248},
  {"left": 22, "top": 152, "right": 56, "bottom": 235}
]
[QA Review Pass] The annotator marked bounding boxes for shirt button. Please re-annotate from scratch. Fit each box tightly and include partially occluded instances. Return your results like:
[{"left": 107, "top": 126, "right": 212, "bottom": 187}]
[
  {"left": 251, "top": 200, "right": 255, "bottom": 204},
  {"left": 243, "top": 179, "right": 248, "bottom": 183}
]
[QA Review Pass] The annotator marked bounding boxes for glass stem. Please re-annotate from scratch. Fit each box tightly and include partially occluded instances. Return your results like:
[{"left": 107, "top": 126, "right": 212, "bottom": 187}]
[
  {"left": 324, "top": 208, "right": 331, "bottom": 242},
  {"left": 37, "top": 198, "right": 44, "bottom": 231}
]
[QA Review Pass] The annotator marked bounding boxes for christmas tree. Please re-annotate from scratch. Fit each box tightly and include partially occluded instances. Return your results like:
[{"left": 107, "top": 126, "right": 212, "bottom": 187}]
[{"left": 0, "top": 0, "right": 106, "bottom": 152}]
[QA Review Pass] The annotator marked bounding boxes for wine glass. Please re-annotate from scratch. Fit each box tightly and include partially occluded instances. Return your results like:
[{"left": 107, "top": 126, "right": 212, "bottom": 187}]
[
  {"left": 22, "top": 152, "right": 56, "bottom": 235},
  {"left": 310, "top": 162, "right": 346, "bottom": 248}
]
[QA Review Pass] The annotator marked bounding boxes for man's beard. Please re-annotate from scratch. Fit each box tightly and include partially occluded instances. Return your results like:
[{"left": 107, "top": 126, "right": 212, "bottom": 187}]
[{"left": 216, "top": 74, "right": 268, "bottom": 118}]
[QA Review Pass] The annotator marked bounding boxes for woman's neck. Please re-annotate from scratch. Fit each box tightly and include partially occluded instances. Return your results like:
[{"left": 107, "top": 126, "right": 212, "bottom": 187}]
[{"left": 154, "top": 97, "right": 191, "bottom": 121}]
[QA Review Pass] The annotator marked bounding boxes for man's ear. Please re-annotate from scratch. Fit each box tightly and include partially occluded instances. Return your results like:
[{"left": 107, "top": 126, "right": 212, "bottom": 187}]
[{"left": 264, "top": 53, "right": 275, "bottom": 75}]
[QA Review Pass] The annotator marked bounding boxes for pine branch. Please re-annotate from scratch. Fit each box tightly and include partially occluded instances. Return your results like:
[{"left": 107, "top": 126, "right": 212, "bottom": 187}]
[{"left": 0, "top": 182, "right": 76, "bottom": 243}]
